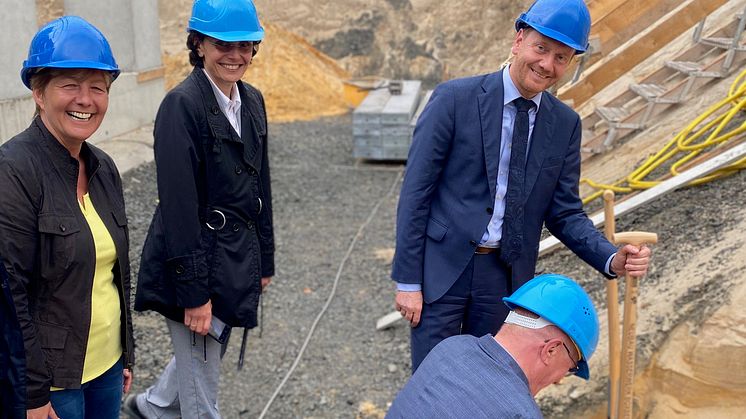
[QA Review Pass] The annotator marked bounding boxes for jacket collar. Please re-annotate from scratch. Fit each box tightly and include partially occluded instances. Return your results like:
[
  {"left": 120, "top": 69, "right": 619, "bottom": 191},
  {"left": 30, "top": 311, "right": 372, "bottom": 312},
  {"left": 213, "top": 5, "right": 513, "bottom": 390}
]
[
  {"left": 33, "top": 116, "right": 100, "bottom": 181},
  {"left": 189, "top": 67, "right": 263, "bottom": 172}
]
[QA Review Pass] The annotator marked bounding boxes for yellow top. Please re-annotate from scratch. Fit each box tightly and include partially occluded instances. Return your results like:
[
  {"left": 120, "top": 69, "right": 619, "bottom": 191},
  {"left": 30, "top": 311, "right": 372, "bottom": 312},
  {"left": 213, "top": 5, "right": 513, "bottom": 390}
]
[{"left": 51, "top": 194, "right": 122, "bottom": 390}]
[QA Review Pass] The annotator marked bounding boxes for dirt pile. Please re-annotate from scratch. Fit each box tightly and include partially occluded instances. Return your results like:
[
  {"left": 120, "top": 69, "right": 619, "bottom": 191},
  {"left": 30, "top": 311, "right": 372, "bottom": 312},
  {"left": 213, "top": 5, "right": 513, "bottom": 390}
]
[
  {"left": 158, "top": 1, "right": 350, "bottom": 123},
  {"left": 254, "top": 0, "right": 524, "bottom": 85}
]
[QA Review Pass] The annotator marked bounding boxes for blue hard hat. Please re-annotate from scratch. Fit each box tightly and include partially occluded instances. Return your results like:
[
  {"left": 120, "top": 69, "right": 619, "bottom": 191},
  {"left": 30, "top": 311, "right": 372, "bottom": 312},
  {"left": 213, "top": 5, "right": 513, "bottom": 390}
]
[
  {"left": 21, "top": 16, "right": 120, "bottom": 89},
  {"left": 504, "top": 273, "right": 599, "bottom": 380},
  {"left": 515, "top": 0, "right": 591, "bottom": 54},
  {"left": 188, "top": 0, "right": 265, "bottom": 42}
]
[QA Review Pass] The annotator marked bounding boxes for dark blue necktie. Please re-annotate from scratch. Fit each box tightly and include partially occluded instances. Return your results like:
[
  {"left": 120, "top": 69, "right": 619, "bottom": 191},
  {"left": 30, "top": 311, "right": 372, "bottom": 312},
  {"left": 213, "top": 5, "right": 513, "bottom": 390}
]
[{"left": 500, "top": 97, "right": 535, "bottom": 264}]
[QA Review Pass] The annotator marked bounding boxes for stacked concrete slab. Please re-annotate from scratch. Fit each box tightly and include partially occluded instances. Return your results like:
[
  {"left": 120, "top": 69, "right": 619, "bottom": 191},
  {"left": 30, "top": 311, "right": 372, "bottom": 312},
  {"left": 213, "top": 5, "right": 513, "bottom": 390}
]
[{"left": 353, "top": 80, "right": 423, "bottom": 160}]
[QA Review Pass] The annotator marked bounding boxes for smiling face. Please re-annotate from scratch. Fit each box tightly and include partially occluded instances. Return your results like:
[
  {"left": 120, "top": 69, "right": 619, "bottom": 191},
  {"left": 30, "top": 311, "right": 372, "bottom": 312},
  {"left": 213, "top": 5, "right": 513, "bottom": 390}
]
[
  {"left": 32, "top": 69, "right": 110, "bottom": 154},
  {"left": 509, "top": 28, "right": 575, "bottom": 98},
  {"left": 198, "top": 36, "right": 254, "bottom": 97}
]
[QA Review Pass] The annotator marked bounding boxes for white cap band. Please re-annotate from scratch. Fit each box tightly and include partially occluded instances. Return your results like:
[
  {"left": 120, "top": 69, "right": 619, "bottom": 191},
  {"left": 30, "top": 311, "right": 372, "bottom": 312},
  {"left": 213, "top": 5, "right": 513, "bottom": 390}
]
[{"left": 504, "top": 310, "right": 554, "bottom": 329}]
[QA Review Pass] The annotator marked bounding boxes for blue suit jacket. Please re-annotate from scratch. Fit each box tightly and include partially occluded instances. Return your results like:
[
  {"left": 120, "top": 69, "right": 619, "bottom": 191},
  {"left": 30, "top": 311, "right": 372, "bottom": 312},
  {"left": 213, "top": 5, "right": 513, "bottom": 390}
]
[{"left": 392, "top": 70, "right": 616, "bottom": 303}]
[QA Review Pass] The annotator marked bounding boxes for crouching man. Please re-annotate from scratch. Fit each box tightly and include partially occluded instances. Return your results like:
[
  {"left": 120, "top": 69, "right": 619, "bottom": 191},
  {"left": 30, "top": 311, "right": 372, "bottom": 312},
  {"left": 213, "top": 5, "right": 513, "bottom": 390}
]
[{"left": 386, "top": 273, "right": 599, "bottom": 419}]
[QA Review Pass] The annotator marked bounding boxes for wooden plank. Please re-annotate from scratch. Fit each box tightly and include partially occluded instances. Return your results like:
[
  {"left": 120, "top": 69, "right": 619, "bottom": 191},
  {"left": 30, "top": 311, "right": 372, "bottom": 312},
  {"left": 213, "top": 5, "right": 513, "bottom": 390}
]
[
  {"left": 136, "top": 66, "right": 165, "bottom": 84},
  {"left": 539, "top": 140, "right": 746, "bottom": 255},
  {"left": 559, "top": 0, "right": 729, "bottom": 107},
  {"left": 592, "top": 0, "right": 682, "bottom": 55}
]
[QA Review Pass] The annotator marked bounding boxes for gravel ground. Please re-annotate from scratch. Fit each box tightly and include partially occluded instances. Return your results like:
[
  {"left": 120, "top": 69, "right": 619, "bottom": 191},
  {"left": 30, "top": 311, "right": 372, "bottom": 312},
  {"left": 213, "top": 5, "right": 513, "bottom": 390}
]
[
  {"left": 124, "top": 114, "right": 409, "bottom": 418},
  {"left": 122, "top": 113, "right": 746, "bottom": 418}
]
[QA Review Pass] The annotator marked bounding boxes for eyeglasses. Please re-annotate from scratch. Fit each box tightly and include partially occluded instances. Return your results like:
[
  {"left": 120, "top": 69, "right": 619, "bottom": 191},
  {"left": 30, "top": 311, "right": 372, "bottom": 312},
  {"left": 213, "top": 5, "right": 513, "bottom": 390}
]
[
  {"left": 561, "top": 342, "right": 580, "bottom": 376},
  {"left": 205, "top": 38, "right": 259, "bottom": 55}
]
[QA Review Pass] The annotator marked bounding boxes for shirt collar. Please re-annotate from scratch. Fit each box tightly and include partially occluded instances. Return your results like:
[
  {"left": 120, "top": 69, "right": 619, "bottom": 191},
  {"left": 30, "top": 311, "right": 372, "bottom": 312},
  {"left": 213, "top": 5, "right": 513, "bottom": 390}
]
[
  {"left": 201, "top": 68, "right": 241, "bottom": 110},
  {"left": 503, "top": 65, "right": 542, "bottom": 109}
]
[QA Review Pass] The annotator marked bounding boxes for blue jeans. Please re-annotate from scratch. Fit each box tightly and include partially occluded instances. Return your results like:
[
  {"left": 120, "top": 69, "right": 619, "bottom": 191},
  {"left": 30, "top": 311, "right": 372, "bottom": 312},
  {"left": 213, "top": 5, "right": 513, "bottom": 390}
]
[{"left": 49, "top": 357, "right": 123, "bottom": 419}]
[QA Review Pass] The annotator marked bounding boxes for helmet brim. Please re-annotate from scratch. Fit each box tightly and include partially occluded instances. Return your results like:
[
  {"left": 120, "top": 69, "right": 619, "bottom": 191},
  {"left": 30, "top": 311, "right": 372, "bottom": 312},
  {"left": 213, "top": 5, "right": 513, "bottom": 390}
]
[
  {"left": 20, "top": 62, "right": 120, "bottom": 89},
  {"left": 191, "top": 29, "right": 265, "bottom": 43}
]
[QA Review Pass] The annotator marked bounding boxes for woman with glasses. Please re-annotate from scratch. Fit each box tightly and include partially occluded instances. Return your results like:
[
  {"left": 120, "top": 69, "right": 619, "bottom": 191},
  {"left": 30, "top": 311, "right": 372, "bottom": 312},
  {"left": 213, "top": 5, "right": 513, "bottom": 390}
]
[
  {"left": 126, "top": 0, "right": 275, "bottom": 417},
  {"left": 0, "top": 16, "right": 134, "bottom": 419}
]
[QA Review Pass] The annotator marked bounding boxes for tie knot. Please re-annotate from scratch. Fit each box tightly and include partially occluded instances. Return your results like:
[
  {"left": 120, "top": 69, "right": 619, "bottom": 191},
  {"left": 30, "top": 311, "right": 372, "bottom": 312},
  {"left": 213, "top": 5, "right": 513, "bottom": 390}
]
[{"left": 513, "top": 97, "right": 534, "bottom": 113}]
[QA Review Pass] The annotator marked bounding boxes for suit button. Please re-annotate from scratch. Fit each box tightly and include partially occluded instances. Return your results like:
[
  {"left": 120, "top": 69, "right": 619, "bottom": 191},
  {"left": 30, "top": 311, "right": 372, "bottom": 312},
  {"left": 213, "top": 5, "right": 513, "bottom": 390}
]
[
  {"left": 211, "top": 106, "right": 220, "bottom": 115},
  {"left": 486, "top": 207, "right": 493, "bottom": 215},
  {"left": 232, "top": 223, "right": 240, "bottom": 232},
  {"left": 235, "top": 166, "right": 243, "bottom": 175},
  {"left": 469, "top": 240, "right": 477, "bottom": 247},
  {"left": 175, "top": 265, "right": 185, "bottom": 274}
]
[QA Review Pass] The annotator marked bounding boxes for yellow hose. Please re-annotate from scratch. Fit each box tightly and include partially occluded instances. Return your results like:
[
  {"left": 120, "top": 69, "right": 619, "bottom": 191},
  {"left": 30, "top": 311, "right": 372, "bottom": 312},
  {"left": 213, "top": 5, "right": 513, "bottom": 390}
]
[{"left": 581, "top": 69, "right": 746, "bottom": 205}]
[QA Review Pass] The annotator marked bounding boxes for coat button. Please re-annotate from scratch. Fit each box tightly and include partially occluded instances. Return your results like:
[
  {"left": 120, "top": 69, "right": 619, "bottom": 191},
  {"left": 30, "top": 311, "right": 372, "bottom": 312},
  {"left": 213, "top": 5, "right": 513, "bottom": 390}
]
[
  {"left": 235, "top": 166, "right": 243, "bottom": 175},
  {"left": 59, "top": 224, "right": 66, "bottom": 232},
  {"left": 486, "top": 207, "right": 493, "bottom": 215},
  {"left": 175, "top": 265, "right": 185, "bottom": 274},
  {"left": 469, "top": 240, "right": 477, "bottom": 247},
  {"left": 232, "top": 223, "right": 240, "bottom": 232}
]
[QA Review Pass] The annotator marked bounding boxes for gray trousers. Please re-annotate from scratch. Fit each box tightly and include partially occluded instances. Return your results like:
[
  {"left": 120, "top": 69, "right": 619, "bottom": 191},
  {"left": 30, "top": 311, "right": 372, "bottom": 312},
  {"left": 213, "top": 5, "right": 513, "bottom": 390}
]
[{"left": 136, "top": 318, "right": 226, "bottom": 419}]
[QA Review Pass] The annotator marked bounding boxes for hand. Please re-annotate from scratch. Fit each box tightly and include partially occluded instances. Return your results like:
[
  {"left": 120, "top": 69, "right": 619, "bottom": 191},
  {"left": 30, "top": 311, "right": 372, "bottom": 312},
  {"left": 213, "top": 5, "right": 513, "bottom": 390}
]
[
  {"left": 395, "top": 291, "right": 423, "bottom": 327},
  {"left": 27, "top": 402, "right": 59, "bottom": 419},
  {"left": 184, "top": 299, "right": 212, "bottom": 336},
  {"left": 123, "top": 368, "right": 133, "bottom": 394},
  {"left": 610, "top": 244, "right": 652, "bottom": 277},
  {"left": 261, "top": 276, "right": 272, "bottom": 292}
]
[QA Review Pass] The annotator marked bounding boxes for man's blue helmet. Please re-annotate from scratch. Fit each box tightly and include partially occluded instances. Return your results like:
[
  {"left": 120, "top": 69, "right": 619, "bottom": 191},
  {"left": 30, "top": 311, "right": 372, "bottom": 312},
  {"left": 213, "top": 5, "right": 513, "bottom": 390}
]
[
  {"left": 504, "top": 273, "right": 599, "bottom": 380},
  {"left": 515, "top": 0, "right": 592, "bottom": 54},
  {"left": 21, "top": 16, "right": 120, "bottom": 89}
]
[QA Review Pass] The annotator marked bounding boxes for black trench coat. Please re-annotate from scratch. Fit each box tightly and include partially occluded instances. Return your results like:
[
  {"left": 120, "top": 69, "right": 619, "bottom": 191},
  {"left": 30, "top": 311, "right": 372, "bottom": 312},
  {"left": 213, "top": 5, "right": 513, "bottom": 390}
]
[{"left": 135, "top": 67, "right": 275, "bottom": 329}]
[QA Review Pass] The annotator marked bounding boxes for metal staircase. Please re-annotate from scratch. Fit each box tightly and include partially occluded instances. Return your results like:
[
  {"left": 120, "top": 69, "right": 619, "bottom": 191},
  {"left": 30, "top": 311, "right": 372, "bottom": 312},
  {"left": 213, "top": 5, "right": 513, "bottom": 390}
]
[{"left": 581, "top": 6, "right": 746, "bottom": 157}]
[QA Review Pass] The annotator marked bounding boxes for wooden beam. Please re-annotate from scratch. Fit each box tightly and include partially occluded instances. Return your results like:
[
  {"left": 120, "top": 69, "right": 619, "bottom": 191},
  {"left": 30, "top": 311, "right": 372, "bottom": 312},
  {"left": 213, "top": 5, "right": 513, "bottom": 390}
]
[
  {"left": 136, "top": 66, "right": 165, "bottom": 84},
  {"left": 592, "top": 0, "right": 682, "bottom": 55},
  {"left": 558, "top": 0, "right": 729, "bottom": 107},
  {"left": 539, "top": 140, "right": 746, "bottom": 255}
]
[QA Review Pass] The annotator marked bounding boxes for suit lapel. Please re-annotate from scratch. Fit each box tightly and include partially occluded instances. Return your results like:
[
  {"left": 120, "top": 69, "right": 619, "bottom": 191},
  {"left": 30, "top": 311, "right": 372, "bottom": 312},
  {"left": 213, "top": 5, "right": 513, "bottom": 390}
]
[
  {"left": 477, "top": 71, "right": 505, "bottom": 198},
  {"left": 523, "top": 95, "right": 555, "bottom": 198}
]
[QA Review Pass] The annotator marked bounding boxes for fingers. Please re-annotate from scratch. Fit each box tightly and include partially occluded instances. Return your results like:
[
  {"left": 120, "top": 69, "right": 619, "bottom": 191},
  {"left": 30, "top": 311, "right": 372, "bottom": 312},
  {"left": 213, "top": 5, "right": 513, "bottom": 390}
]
[
  {"left": 395, "top": 291, "right": 423, "bottom": 327},
  {"left": 49, "top": 406, "right": 60, "bottom": 419},
  {"left": 123, "top": 368, "right": 133, "bottom": 394},
  {"left": 261, "top": 277, "right": 272, "bottom": 292},
  {"left": 622, "top": 245, "right": 652, "bottom": 276},
  {"left": 184, "top": 300, "right": 212, "bottom": 335},
  {"left": 411, "top": 307, "right": 422, "bottom": 327}
]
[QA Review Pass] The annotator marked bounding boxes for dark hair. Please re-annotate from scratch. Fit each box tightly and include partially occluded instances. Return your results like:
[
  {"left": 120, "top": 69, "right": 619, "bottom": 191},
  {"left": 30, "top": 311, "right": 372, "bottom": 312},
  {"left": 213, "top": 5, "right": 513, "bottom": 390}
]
[
  {"left": 29, "top": 68, "right": 114, "bottom": 117},
  {"left": 187, "top": 31, "right": 205, "bottom": 67}
]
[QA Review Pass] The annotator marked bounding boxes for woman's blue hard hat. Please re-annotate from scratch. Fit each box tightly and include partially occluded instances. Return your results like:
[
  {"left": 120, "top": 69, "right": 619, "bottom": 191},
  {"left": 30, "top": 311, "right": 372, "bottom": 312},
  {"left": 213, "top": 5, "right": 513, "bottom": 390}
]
[{"left": 21, "top": 16, "right": 120, "bottom": 89}]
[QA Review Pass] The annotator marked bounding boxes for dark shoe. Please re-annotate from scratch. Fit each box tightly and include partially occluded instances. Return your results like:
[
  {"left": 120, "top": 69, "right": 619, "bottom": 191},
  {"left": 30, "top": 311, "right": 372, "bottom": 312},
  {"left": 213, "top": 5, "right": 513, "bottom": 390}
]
[{"left": 122, "top": 393, "right": 146, "bottom": 419}]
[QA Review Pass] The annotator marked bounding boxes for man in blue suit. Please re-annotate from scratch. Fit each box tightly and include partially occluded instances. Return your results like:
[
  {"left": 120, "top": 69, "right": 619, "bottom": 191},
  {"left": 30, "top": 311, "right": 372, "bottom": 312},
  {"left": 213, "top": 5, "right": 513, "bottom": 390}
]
[{"left": 392, "top": 0, "right": 652, "bottom": 371}]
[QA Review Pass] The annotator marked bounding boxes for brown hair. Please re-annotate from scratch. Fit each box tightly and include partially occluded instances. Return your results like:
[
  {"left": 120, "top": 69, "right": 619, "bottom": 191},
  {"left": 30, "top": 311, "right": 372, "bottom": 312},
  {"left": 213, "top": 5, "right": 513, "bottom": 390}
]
[
  {"left": 29, "top": 68, "right": 114, "bottom": 117},
  {"left": 187, "top": 31, "right": 206, "bottom": 68}
]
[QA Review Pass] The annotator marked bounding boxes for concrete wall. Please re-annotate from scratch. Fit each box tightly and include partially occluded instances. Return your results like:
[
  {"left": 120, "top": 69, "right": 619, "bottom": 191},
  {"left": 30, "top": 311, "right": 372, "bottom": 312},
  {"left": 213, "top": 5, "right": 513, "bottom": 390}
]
[
  {"left": 0, "top": 1, "right": 37, "bottom": 100},
  {"left": 64, "top": 0, "right": 162, "bottom": 72},
  {"left": 0, "top": 0, "right": 164, "bottom": 145}
]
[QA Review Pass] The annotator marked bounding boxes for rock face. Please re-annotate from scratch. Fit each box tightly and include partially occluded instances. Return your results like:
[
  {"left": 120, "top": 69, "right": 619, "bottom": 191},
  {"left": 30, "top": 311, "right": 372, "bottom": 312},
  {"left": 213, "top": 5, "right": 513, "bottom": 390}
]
[{"left": 253, "top": 0, "right": 524, "bottom": 85}]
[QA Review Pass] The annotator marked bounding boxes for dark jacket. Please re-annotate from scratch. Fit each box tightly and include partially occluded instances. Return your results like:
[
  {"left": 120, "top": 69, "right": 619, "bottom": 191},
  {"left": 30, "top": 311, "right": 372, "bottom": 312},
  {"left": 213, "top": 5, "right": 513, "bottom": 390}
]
[
  {"left": 135, "top": 68, "right": 275, "bottom": 328},
  {"left": 0, "top": 118, "right": 134, "bottom": 408},
  {"left": 1, "top": 258, "right": 26, "bottom": 418}
]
